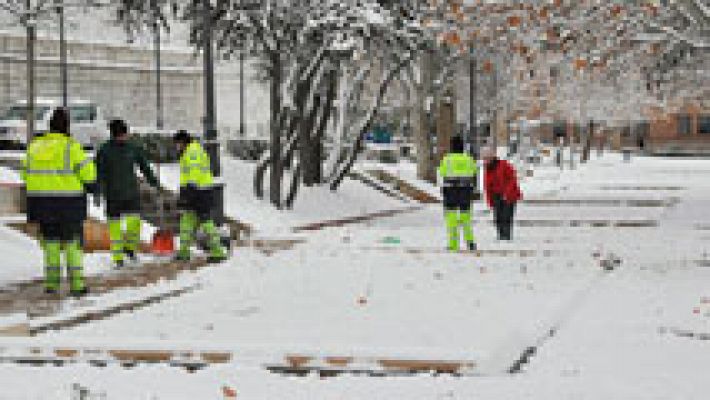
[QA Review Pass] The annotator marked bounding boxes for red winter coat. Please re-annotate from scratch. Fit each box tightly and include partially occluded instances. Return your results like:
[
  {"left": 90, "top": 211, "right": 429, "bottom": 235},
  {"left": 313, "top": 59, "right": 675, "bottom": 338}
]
[{"left": 484, "top": 159, "right": 523, "bottom": 208}]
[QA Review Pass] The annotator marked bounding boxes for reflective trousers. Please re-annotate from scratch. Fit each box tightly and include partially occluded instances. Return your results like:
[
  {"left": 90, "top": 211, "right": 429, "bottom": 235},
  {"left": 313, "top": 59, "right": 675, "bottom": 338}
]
[
  {"left": 178, "top": 211, "right": 226, "bottom": 260},
  {"left": 108, "top": 214, "right": 142, "bottom": 263},
  {"left": 42, "top": 239, "right": 84, "bottom": 292},
  {"left": 444, "top": 209, "right": 475, "bottom": 251}
]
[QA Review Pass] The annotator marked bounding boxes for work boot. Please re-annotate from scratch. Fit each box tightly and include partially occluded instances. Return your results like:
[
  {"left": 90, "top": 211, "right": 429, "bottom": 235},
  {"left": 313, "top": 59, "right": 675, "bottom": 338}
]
[
  {"left": 175, "top": 249, "right": 191, "bottom": 262},
  {"left": 114, "top": 259, "right": 125, "bottom": 269},
  {"left": 468, "top": 242, "right": 477, "bottom": 251},
  {"left": 69, "top": 287, "right": 89, "bottom": 298},
  {"left": 202, "top": 220, "right": 228, "bottom": 263},
  {"left": 124, "top": 249, "right": 138, "bottom": 263},
  {"left": 207, "top": 247, "right": 228, "bottom": 264}
]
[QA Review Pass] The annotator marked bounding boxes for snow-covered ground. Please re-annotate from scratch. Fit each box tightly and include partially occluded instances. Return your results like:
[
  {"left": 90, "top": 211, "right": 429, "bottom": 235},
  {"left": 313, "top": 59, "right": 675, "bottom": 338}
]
[
  {"left": 158, "top": 156, "right": 406, "bottom": 235},
  {"left": 1, "top": 153, "right": 709, "bottom": 399}
]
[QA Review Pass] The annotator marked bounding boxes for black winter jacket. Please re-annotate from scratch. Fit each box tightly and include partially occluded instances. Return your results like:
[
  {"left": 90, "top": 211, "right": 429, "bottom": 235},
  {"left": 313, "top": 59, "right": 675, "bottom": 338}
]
[{"left": 96, "top": 139, "right": 159, "bottom": 203}]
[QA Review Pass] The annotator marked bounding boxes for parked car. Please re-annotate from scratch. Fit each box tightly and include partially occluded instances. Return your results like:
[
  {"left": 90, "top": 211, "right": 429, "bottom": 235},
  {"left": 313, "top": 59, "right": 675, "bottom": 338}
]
[{"left": 0, "top": 98, "right": 109, "bottom": 149}]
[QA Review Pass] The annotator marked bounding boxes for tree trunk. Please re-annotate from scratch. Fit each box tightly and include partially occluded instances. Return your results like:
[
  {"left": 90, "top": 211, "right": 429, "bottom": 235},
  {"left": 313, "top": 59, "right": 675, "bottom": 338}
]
[
  {"left": 269, "top": 50, "right": 283, "bottom": 208},
  {"left": 254, "top": 154, "right": 270, "bottom": 199},
  {"left": 582, "top": 121, "right": 593, "bottom": 162},
  {"left": 284, "top": 163, "right": 302, "bottom": 209},
  {"left": 311, "top": 66, "right": 338, "bottom": 185},
  {"left": 300, "top": 92, "right": 321, "bottom": 187},
  {"left": 325, "top": 66, "right": 371, "bottom": 182},
  {"left": 330, "top": 54, "right": 414, "bottom": 190},
  {"left": 415, "top": 52, "right": 435, "bottom": 183},
  {"left": 436, "top": 88, "right": 455, "bottom": 168}
]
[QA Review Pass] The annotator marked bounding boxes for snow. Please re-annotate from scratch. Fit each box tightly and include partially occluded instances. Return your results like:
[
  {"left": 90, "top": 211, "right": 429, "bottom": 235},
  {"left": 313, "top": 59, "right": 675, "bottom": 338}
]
[
  {"left": 1, "top": 152, "right": 710, "bottom": 398},
  {"left": 0, "top": 166, "right": 22, "bottom": 184}
]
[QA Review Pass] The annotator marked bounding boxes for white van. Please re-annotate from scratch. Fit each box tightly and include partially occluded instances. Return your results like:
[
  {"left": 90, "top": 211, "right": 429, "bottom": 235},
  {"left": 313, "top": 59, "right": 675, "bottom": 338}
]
[{"left": 0, "top": 99, "right": 109, "bottom": 149}]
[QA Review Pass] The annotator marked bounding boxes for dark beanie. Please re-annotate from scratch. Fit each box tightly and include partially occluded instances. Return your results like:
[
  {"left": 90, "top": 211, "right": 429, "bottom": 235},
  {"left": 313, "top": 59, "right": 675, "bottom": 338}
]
[
  {"left": 450, "top": 136, "right": 464, "bottom": 153},
  {"left": 49, "top": 108, "right": 70, "bottom": 135},
  {"left": 173, "top": 130, "right": 191, "bottom": 144},
  {"left": 108, "top": 119, "right": 128, "bottom": 138}
]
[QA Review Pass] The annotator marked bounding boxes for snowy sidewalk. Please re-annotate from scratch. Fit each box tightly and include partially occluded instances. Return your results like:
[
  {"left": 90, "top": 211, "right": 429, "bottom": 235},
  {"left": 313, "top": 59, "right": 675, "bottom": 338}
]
[{"left": 1, "top": 155, "right": 709, "bottom": 399}]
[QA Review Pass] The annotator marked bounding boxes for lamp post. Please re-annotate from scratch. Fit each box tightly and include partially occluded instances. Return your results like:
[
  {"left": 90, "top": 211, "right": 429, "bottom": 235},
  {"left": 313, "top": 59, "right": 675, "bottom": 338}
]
[
  {"left": 203, "top": 0, "right": 218, "bottom": 174},
  {"left": 56, "top": 2, "right": 67, "bottom": 107},
  {"left": 239, "top": 48, "right": 245, "bottom": 137},
  {"left": 25, "top": 0, "right": 36, "bottom": 144},
  {"left": 202, "top": 0, "right": 223, "bottom": 222}
]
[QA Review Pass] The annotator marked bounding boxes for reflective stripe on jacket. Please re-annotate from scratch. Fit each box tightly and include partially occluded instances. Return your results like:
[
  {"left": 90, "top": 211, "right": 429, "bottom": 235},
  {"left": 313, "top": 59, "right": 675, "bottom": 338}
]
[
  {"left": 179, "top": 141, "right": 213, "bottom": 188},
  {"left": 22, "top": 133, "right": 96, "bottom": 197},
  {"left": 438, "top": 153, "right": 478, "bottom": 187}
]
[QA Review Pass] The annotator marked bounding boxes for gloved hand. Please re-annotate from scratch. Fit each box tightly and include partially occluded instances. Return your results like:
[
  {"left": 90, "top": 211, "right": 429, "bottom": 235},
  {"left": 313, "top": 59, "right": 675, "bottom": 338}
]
[{"left": 84, "top": 182, "right": 99, "bottom": 195}]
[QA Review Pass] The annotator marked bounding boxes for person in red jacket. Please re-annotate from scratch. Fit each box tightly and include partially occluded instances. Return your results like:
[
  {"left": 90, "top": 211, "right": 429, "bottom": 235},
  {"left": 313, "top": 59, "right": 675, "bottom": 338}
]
[{"left": 482, "top": 147, "right": 522, "bottom": 240}]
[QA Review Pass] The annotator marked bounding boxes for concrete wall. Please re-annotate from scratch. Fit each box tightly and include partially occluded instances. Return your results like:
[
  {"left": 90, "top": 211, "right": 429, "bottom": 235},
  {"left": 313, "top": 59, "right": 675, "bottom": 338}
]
[{"left": 0, "top": 34, "right": 204, "bottom": 132}]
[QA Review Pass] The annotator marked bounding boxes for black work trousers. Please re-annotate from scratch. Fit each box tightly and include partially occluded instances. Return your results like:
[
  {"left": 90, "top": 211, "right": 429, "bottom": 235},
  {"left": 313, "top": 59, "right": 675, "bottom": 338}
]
[{"left": 492, "top": 194, "right": 516, "bottom": 240}]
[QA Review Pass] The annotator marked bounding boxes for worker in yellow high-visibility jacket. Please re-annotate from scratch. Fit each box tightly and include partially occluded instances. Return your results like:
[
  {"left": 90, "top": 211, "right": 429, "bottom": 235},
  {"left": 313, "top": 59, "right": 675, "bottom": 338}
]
[
  {"left": 438, "top": 136, "right": 478, "bottom": 252},
  {"left": 21, "top": 108, "right": 97, "bottom": 296},
  {"left": 172, "top": 130, "right": 227, "bottom": 263}
]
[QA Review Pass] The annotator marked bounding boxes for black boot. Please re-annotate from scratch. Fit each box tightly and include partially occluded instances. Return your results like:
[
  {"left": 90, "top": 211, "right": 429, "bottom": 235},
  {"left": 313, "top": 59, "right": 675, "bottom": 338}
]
[
  {"left": 468, "top": 242, "right": 477, "bottom": 251},
  {"left": 70, "top": 287, "right": 89, "bottom": 298},
  {"left": 124, "top": 249, "right": 138, "bottom": 262}
]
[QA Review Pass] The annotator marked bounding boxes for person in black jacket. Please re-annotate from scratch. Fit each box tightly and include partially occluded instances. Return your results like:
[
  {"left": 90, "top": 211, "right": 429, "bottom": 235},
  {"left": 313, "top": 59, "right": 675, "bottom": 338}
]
[{"left": 95, "top": 120, "right": 160, "bottom": 267}]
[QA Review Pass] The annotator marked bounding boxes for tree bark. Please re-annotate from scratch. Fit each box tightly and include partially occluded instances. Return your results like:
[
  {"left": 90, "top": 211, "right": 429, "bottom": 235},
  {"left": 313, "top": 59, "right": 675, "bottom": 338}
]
[
  {"left": 324, "top": 66, "right": 371, "bottom": 182},
  {"left": 415, "top": 51, "right": 435, "bottom": 183},
  {"left": 330, "top": 54, "right": 415, "bottom": 190},
  {"left": 269, "top": 49, "right": 283, "bottom": 208},
  {"left": 300, "top": 92, "right": 321, "bottom": 187},
  {"left": 310, "top": 65, "right": 338, "bottom": 185},
  {"left": 436, "top": 87, "right": 455, "bottom": 168},
  {"left": 284, "top": 163, "right": 302, "bottom": 209}
]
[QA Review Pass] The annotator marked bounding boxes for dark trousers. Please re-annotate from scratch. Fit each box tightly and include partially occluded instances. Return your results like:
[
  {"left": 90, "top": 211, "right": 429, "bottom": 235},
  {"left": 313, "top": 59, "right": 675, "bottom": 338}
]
[
  {"left": 39, "top": 221, "right": 83, "bottom": 242},
  {"left": 442, "top": 186, "right": 474, "bottom": 211},
  {"left": 106, "top": 197, "right": 141, "bottom": 219},
  {"left": 492, "top": 195, "right": 516, "bottom": 240}
]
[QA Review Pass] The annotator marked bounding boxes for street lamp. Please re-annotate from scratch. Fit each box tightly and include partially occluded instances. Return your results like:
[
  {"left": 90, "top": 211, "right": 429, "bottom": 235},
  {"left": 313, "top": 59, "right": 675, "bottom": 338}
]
[
  {"left": 152, "top": 2, "right": 163, "bottom": 131},
  {"left": 239, "top": 46, "right": 245, "bottom": 137},
  {"left": 201, "top": 0, "right": 223, "bottom": 223},
  {"left": 25, "top": 0, "right": 37, "bottom": 144},
  {"left": 54, "top": 1, "right": 68, "bottom": 108},
  {"left": 202, "top": 0, "right": 218, "bottom": 174}
]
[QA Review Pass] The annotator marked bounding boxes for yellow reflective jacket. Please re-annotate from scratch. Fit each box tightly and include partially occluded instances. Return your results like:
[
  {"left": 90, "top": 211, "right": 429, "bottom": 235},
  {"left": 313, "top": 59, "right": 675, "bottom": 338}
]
[
  {"left": 438, "top": 152, "right": 478, "bottom": 186},
  {"left": 180, "top": 141, "right": 213, "bottom": 188},
  {"left": 22, "top": 133, "right": 96, "bottom": 197}
]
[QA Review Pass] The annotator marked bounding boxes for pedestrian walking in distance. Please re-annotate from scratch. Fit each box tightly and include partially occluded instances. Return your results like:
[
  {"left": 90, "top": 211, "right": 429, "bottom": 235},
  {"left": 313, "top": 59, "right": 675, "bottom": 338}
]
[
  {"left": 482, "top": 146, "right": 522, "bottom": 240},
  {"left": 438, "top": 136, "right": 478, "bottom": 251},
  {"left": 21, "top": 108, "right": 97, "bottom": 296},
  {"left": 173, "top": 130, "right": 227, "bottom": 263},
  {"left": 96, "top": 119, "right": 161, "bottom": 268}
]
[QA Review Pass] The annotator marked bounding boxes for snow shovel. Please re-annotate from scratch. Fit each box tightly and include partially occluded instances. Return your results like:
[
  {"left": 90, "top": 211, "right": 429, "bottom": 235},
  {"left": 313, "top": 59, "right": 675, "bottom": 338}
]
[{"left": 150, "top": 144, "right": 175, "bottom": 256}]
